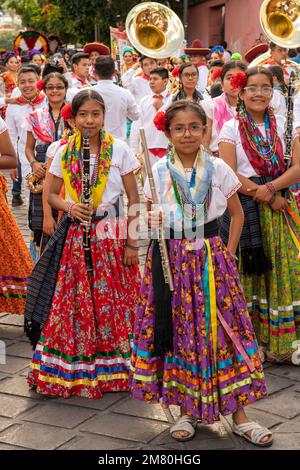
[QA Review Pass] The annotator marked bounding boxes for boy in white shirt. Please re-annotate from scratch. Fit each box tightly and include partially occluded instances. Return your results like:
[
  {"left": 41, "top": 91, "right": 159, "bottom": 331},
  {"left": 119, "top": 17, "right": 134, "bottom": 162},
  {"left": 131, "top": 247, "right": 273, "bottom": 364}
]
[
  {"left": 122, "top": 55, "right": 157, "bottom": 105},
  {"left": 93, "top": 56, "right": 139, "bottom": 141},
  {"left": 6, "top": 67, "right": 46, "bottom": 206},
  {"left": 130, "top": 67, "right": 172, "bottom": 167}
]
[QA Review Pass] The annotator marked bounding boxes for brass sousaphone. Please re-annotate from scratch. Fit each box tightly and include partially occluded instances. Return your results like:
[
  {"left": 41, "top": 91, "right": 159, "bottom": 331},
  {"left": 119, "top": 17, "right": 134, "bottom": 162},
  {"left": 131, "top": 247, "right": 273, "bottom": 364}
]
[
  {"left": 250, "top": 0, "right": 300, "bottom": 67},
  {"left": 126, "top": 2, "right": 184, "bottom": 185},
  {"left": 260, "top": 0, "right": 300, "bottom": 48},
  {"left": 126, "top": 2, "right": 184, "bottom": 59}
]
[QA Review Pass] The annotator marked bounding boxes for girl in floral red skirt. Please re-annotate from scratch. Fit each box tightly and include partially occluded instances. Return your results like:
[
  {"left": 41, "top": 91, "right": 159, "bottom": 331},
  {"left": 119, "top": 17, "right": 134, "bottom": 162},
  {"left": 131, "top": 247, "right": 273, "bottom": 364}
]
[
  {"left": 25, "top": 89, "right": 141, "bottom": 399},
  {"left": 130, "top": 100, "right": 273, "bottom": 447}
]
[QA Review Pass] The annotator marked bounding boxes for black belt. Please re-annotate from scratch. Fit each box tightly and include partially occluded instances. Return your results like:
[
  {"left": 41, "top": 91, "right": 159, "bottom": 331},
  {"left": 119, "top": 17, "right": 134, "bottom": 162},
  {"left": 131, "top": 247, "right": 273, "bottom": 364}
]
[
  {"left": 168, "top": 219, "right": 219, "bottom": 240},
  {"left": 151, "top": 219, "right": 219, "bottom": 357}
]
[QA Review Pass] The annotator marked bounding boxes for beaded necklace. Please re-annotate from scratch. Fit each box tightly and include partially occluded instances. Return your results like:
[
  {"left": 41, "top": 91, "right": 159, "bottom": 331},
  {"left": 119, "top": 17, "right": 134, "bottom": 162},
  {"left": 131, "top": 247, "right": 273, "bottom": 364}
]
[{"left": 241, "top": 111, "right": 279, "bottom": 161}]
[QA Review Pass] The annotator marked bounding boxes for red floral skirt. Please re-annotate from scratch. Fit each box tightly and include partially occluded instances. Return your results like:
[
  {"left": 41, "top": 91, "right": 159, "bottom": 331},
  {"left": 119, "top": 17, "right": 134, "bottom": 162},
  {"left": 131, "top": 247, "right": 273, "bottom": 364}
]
[{"left": 28, "top": 220, "right": 141, "bottom": 398}]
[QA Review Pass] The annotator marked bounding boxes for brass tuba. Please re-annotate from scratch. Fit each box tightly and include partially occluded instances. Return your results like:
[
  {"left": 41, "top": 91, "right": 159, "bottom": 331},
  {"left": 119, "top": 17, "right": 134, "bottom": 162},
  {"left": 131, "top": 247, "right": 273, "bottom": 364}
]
[
  {"left": 260, "top": 0, "right": 300, "bottom": 48},
  {"left": 26, "top": 173, "right": 44, "bottom": 194},
  {"left": 125, "top": 2, "right": 184, "bottom": 59},
  {"left": 250, "top": 1, "right": 300, "bottom": 70}
]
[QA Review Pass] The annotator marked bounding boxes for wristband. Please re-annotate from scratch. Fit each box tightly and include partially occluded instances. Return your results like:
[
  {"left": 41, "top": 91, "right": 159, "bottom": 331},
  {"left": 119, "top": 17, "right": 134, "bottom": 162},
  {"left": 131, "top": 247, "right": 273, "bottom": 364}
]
[
  {"left": 66, "top": 202, "right": 75, "bottom": 220},
  {"left": 266, "top": 182, "right": 276, "bottom": 196},
  {"left": 30, "top": 160, "right": 38, "bottom": 168},
  {"left": 269, "top": 193, "right": 276, "bottom": 206},
  {"left": 126, "top": 243, "right": 139, "bottom": 251}
]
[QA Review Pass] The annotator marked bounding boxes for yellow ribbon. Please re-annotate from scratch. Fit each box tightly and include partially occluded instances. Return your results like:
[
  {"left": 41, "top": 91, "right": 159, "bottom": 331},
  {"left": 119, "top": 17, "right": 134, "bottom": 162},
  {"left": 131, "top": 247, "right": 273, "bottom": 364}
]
[{"left": 204, "top": 240, "right": 218, "bottom": 366}]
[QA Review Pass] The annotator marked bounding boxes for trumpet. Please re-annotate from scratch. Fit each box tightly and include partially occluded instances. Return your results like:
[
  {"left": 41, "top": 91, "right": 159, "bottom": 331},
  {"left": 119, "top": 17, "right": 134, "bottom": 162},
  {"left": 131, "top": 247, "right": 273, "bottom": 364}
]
[{"left": 26, "top": 172, "right": 44, "bottom": 194}]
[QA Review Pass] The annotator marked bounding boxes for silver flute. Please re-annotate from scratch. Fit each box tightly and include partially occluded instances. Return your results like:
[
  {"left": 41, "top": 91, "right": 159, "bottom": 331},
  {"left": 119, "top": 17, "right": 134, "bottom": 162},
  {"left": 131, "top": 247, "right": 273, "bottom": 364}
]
[{"left": 139, "top": 128, "right": 174, "bottom": 291}]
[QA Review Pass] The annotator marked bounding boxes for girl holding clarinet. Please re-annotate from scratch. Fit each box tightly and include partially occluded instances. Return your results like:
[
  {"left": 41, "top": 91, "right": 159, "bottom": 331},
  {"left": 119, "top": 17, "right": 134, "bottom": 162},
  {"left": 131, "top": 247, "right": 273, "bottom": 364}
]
[
  {"left": 130, "top": 100, "right": 273, "bottom": 447},
  {"left": 25, "top": 89, "right": 141, "bottom": 399}
]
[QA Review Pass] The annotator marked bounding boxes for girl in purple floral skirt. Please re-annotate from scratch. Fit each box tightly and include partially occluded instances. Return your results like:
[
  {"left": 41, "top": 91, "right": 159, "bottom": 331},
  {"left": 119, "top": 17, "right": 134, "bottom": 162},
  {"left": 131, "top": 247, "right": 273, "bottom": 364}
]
[{"left": 130, "top": 100, "right": 273, "bottom": 447}]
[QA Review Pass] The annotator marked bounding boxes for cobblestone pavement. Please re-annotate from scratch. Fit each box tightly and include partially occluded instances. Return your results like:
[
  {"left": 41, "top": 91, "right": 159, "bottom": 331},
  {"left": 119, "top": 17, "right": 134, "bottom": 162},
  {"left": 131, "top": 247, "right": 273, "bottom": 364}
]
[{"left": 0, "top": 172, "right": 299, "bottom": 450}]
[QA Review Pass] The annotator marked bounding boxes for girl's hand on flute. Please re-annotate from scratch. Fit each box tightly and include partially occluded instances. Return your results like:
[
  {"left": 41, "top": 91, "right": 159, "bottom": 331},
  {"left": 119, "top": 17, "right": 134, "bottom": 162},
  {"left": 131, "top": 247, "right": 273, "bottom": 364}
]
[
  {"left": 71, "top": 203, "right": 93, "bottom": 223},
  {"left": 147, "top": 206, "right": 163, "bottom": 229}
]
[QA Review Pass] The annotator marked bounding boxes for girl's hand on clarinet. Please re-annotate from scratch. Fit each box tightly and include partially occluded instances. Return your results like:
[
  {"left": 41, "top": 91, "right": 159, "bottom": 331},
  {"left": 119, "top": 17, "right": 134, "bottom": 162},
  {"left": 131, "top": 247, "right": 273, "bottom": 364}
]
[
  {"left": 124, "top": 245, "right": 139, "bottom": 267},
  {"left": 71, "top": 203, "right": 93, "bottom": 223}
]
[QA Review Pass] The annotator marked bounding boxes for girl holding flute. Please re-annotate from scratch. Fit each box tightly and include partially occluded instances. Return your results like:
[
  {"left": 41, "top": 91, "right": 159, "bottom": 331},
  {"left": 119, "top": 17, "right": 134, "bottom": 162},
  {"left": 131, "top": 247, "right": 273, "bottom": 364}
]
[{"left": 130, "top": 100, "right": 272, "bottom": 447}]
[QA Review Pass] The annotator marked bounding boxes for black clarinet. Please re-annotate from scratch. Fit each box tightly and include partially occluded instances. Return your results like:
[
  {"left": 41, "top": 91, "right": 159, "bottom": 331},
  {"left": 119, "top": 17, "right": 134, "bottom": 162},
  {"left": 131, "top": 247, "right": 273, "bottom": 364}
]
[
  {"left": 81, "top": 130, "right": 93, "bottom": 271},
  {"left": 283, "top": 71, "right": 295, "bottom": 200}
]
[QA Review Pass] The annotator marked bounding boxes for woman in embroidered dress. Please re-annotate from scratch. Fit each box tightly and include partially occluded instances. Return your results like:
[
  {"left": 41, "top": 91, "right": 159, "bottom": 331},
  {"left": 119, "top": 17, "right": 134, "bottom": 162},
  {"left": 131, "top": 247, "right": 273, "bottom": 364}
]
[
  {"left": 1, "top": 51, "right": 19, "bottom": 119},
  {"left": 25, "top": 72, "right": 68, "bottom": 261},
  {"left": 25, "top": 89, "right": 141, "bottom": 399},
  {"left": 130, "top": 100, "right": 272, "bottom": 447},
  {"left": 2, "top": 51, "right": 19, "bottom": 97},
  {"left": 219, "top": 67, "right": 300, "bottom": 365},
  {"left": 0, "top": 117, "right": 34, "bottom": 314}
]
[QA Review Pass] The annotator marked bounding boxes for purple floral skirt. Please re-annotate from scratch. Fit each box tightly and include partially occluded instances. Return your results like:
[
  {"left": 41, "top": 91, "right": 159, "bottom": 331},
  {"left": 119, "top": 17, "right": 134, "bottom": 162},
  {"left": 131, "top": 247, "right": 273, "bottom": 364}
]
[{"left": 130, "top": 236, "right": 268, "bottom": 424}]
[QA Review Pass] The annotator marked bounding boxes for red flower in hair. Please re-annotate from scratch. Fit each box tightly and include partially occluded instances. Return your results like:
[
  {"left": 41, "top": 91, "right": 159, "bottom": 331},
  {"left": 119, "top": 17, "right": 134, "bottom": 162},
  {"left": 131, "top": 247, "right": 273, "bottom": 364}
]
[
  {"left": 37, "top": 80, "right": 45, "bottom": 91},
  {"left": 212, "top": 67, "right": 222, "bottom": 82},
  {"left": 172, "top": 66, "right": 180, "bottom": 77},
  {"left": 153, "top": 111, "right": 167, "bottom": 132},
  {"left": 61, "top": 103, "right": 73, "bottom": 121},
  {"left": 230, "top": 71, "right": 247, "bottom": 90}
]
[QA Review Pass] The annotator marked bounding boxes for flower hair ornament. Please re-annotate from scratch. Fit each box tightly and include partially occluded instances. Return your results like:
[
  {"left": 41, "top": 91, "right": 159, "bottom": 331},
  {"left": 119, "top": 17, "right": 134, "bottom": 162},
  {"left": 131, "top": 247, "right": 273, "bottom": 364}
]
[
  {"left": 230, "top": 71, "right": 247, "bottom": 90},
  {"left": 212, "top": 67, "right": 222, "bottom": 82},
  {"left": 172, "top": 66, "right": 180, "bottom": 78},
  {"left": 153, "top": 111, "right": 167, "bottom": 132},
  {"left": 61, "top": 103, "right": 73, "bottom": 121},
  {"left": 37, "top": 80, "right": 45, "bottom": 91}
]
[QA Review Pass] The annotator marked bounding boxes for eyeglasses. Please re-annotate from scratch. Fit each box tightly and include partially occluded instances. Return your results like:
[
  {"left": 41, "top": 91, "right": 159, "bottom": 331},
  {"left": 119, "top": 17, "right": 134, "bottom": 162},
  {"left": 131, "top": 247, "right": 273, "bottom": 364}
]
[
  {"left": 181, "top": 72, "right": 198, "bottom": 79},
  {"left": 169, "top": 124, "right": 205, "bottom": 136},
  {"left": 244, "top": 86, "right": 273, "bottom": 97},
  {"left": 45, "top": 86, "right": 66, "bottom": 91}
]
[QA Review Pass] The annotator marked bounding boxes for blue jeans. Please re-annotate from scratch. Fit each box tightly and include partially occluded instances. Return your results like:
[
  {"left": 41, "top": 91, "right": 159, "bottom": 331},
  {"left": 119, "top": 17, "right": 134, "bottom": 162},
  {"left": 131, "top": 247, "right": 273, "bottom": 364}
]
[{"left": 12, "top": 158, "right": 22, "bottom": 196}]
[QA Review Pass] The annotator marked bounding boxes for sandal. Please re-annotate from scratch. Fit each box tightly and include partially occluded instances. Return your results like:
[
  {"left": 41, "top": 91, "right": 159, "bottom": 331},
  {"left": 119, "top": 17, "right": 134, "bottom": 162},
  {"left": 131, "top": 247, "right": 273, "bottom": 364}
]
[
  {"left": 232, "top": 421, "right": 273, "bottom": 447},
  {"left": 170, "top": 414, "right": 198, "bottom": 442}
]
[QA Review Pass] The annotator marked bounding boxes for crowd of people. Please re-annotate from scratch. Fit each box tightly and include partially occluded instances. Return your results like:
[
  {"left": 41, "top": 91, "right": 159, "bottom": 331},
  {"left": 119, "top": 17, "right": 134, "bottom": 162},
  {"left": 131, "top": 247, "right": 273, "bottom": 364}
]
[{"left": 1, "top": 33, "right": 300, "bottom": 448}]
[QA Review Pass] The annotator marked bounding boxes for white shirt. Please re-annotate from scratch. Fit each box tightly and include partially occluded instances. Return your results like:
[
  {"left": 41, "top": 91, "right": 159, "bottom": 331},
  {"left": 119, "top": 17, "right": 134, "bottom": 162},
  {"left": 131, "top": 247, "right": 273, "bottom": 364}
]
[
  {"left": 144, "top": 156, "right": 242, "bottom": 225},
  {"left": 196, "top": 65, "right": 209, "bottom": 95},
  {"left": 64, "top": 72, "right": 89, "bottom": 90},
  {"left": 122, "top": 68, "right": 151, "bottom": 104},
  {"left": 293, "top": 91, "right": 300, "bottom": 129},
  {"left": 271, "top": 89, "right": 287, "bottom": 119},
  {"left": 130, "top": 89, "right": 172, "bottom": 153},
  {"left": 218, "top": 117, "right": 287, "bottom": 178},
  {"left": 0, "top": 117, "right": 7, "bottom": 134},
  {"left": 6, "top": 96, "right": 47, "bottom": 175},
  {"left": 49, "top": 138, "right": 140, "bottom": 215},
  {"left": 93, "top": 80, "right": 139, "bottom": 141},
  {"left": 0, "top": 87, "right": 21, "bottom": 108}
]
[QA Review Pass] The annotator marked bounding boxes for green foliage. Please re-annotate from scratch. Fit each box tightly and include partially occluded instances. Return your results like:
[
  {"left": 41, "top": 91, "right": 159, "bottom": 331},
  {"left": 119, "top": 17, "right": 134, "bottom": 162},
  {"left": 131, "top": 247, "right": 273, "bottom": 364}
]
[
  {"left": 0, "top": 0, "right": 185, "bottom": 45},
  {"left": 0, "top": 29, "right": 19, "bottom": 50}
]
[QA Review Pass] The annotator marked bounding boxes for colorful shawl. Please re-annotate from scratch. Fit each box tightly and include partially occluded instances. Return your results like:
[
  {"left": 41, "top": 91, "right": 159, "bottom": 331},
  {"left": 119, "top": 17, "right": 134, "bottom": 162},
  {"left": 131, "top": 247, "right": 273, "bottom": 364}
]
[
  {"left": 61, "top": 129, "right": 114, "bottom": 209},
  {"left": 29, "top": 105, "right": 63, "bottom": 144},
  {"left": 214, "top": 93, "right": 236, "bottom": 133},
  {"left": 238, "top": 108, "right": 286, "bottom": 177},
  {"left": 2, "top": 71, "right": 17, "bottom": 96},
  {"left": 162, "top": 145, "right": 213, "bottom": 229}
]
